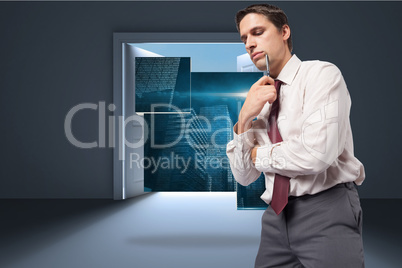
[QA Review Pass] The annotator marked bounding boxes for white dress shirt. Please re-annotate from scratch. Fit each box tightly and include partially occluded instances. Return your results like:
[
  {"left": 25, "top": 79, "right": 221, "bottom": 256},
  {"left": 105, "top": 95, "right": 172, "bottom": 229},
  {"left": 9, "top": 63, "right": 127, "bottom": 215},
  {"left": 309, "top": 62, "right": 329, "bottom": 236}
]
[{"left": 226, "top": 54, "right": 365, "bottom": 205}]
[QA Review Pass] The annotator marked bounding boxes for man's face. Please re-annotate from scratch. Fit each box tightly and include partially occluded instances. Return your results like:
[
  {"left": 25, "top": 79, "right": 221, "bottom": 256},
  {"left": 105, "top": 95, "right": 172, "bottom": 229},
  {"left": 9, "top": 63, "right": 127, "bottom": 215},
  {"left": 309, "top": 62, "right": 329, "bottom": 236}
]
[{"left": 239, "top": 13, "right": 289, "bottom": 72}]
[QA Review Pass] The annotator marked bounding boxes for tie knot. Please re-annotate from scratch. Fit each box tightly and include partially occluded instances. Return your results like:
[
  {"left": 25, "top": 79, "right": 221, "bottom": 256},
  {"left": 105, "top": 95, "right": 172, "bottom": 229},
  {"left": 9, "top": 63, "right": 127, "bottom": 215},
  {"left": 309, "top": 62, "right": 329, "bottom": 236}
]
[{"left": 274, "top": 80, "right": 283, "bottom": 91}]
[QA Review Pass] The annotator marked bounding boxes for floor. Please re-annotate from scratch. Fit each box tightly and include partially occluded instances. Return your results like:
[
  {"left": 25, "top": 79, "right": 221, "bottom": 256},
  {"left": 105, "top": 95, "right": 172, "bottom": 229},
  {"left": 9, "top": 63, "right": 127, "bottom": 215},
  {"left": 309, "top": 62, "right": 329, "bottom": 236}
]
[{"left": 0, "top": 193, "right": 401, "bottom": 268}]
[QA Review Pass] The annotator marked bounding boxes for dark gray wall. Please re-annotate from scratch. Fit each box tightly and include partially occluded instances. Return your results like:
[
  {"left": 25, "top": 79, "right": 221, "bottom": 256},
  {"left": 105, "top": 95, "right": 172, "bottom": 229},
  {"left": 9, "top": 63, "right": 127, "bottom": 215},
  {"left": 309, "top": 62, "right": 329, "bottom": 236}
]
[{"left": 0, "top": 1, "right": 401, "bottom": 198}]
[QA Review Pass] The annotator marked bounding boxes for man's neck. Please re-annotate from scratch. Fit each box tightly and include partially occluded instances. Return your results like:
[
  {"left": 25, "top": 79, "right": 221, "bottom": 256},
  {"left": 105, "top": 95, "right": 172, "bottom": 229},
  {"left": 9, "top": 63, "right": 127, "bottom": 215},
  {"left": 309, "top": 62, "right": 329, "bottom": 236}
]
[{"left": 270, "top": 50, "right": 292, "bottom": 79}]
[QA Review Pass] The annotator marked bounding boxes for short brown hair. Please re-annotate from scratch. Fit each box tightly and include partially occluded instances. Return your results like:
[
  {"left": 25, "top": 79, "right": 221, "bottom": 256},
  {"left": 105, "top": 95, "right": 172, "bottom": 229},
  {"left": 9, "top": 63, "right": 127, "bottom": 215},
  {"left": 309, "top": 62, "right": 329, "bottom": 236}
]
[{"left": 235, "top": 4, "right": 293, "bottom": 52}]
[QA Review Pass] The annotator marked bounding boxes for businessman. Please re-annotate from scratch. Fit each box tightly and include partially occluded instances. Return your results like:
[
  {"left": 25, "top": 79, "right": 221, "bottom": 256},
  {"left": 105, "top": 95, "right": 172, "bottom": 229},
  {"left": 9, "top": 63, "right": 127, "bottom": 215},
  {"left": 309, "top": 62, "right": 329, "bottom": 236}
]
[{"left": 226, "top": 4, "right": 365, "bottom": 267}]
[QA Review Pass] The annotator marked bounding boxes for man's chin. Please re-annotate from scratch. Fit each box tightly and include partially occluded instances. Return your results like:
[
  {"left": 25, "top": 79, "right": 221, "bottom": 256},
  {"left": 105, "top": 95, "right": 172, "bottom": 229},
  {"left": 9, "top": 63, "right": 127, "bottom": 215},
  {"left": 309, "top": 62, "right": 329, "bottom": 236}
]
[
  {"left": 253, "top": 59, "right": 267, "bottom": 71},
  {"left": 255, "top": 64, "right": 267, "bottom": 71}
]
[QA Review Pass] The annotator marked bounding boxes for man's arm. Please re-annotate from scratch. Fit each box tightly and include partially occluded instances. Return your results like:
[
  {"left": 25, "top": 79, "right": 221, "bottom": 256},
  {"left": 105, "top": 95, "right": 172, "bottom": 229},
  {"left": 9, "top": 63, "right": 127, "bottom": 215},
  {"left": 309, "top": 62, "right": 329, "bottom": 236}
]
[
  {"left": 226, "top": 124, "right": 261, "bottom": 186},
  {"left": 237, "top": 75, "right": 277, "bottom": 134},
  {"left": 226, "top": 75, "right": 277, "bottom": 186},
  {"left": 253, "top": 63, "right": 351, "bottom": 178}
]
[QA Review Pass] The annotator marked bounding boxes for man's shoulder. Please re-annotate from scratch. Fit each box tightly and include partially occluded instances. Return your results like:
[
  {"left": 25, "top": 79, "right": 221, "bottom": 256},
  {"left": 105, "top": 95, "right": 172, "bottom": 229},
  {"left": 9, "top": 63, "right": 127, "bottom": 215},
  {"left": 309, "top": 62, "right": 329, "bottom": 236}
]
[
  {"left": 299, "top": 59, "right": 342, "bottom": 78},
  {"left": 300, "top": 59, "right": 339, "bottom": 70}
]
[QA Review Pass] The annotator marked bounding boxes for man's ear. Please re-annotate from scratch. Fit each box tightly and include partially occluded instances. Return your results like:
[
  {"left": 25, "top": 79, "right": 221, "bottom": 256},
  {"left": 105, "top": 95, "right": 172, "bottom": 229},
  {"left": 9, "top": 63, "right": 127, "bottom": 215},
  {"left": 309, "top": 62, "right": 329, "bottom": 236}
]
[{"left": 282, "top": 25, "right": 291, "bottom": 41}]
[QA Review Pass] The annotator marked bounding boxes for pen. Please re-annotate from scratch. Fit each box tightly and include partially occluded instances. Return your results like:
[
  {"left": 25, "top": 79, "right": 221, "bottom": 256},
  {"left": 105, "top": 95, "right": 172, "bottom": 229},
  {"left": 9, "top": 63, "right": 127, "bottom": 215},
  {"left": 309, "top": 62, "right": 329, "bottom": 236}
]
[{"left": 265, "top": 54, "right": 270, "bottom": 77}]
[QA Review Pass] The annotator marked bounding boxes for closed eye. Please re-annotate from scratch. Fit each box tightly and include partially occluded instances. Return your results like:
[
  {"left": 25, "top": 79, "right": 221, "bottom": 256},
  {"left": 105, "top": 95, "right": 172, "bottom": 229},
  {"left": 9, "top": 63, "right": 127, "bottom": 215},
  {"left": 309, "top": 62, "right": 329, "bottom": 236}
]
[
  {"left": 240, "top": 27, "right": 265, "bottom": 44},
  {"left": 253, "top": 29, "right": 264, "bottom": 36}
]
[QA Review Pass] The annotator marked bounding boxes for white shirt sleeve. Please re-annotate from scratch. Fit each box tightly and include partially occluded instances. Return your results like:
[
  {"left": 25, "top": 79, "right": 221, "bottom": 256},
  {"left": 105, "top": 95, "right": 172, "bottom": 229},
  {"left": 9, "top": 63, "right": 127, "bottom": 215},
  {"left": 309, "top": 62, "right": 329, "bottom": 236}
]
[
  {"left": 254, "top": 63, "right": 350, "bottom": 178},
  {"left": 226, "top": 123, "right": 262, "bottom": 186}
]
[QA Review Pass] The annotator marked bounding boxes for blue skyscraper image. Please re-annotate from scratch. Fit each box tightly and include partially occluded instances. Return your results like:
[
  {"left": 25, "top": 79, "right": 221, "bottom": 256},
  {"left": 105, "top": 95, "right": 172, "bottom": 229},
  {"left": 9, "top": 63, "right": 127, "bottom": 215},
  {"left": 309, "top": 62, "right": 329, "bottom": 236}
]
[{"left": 138, "top": 58, "right": 267, "bottom": 208}]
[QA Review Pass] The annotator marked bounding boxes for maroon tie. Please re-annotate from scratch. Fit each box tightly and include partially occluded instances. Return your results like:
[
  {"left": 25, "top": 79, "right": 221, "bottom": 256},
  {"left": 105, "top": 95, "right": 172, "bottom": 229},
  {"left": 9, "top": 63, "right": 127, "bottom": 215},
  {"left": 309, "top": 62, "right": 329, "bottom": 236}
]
[{"left": 268, "top": 80, "right": 290, "bottom": 215}]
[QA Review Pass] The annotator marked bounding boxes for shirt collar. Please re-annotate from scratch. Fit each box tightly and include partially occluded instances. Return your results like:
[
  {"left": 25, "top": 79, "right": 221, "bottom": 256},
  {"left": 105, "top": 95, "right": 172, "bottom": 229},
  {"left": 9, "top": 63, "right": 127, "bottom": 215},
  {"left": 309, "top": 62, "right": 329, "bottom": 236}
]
[{"left": 276, "top": 54, "right": 301, "bottom": 86}]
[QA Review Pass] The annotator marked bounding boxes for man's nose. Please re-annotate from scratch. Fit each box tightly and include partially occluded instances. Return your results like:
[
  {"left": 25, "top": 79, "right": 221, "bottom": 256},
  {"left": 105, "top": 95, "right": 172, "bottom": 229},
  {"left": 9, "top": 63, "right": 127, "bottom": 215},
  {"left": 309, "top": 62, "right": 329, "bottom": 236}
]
[{"left": 245, "top": 36, "right": 256, "bottom": 51}]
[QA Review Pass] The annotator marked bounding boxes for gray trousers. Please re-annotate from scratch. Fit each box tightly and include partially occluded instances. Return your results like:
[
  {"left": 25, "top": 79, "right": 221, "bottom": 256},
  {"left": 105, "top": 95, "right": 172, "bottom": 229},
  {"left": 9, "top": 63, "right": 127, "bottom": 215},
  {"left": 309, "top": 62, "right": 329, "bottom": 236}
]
[{"left": 255, "top": 182, "right": 364, "bottom": 268}]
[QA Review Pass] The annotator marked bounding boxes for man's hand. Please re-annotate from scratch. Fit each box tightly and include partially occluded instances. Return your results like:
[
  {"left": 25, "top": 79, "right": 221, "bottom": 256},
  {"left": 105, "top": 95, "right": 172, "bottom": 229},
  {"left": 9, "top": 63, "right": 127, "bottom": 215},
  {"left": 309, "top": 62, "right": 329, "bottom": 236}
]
[
  {"left": 251, "top": 145, "right": 260, "bottom": 164},
  {"left": 238, "top": 76, "right": 277, "bottom": 134}
]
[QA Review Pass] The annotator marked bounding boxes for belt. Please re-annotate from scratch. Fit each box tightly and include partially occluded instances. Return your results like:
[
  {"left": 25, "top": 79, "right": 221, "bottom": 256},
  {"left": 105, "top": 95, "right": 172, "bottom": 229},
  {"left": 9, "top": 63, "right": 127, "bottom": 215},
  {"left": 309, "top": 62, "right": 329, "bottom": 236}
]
[{"left": 288, "top": 182, "right": 355, "bottom": 201}]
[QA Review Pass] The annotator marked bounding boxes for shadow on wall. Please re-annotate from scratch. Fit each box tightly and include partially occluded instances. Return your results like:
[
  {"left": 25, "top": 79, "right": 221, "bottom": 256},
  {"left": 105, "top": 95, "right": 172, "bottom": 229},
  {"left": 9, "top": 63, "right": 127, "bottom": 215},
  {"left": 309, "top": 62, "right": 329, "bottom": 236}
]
[
  {"left": 126, "top": 234, "right": 257, "bottom": 248},
  {"left": 0, "top": 196, "right": 142, "bottom": 267},
  {"left": 361, "top": 200, "right": 402, "bottom": 268}
]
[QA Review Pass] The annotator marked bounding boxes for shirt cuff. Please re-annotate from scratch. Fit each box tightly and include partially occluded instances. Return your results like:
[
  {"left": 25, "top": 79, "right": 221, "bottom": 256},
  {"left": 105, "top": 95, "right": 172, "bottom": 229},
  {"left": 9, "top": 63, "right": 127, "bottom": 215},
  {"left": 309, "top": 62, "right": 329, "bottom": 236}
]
[
  {"left": 254, "top": 142, "right": 284, "bottom": 172},
  {"left": 233, "top": 122, "right": 255, "bottom": 152}
]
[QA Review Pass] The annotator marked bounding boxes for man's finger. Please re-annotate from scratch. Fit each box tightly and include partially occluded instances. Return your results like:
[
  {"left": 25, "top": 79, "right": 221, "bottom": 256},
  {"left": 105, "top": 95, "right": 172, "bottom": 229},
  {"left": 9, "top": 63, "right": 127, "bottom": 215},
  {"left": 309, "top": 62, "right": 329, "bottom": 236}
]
[
  {"left": 263, "top": 92, "right": 277, "bottom": 104},
  {"left": 255, "top": 75, "right": 275, "bottom": 86},
  {"left": 257, "top": 84, "right": 277, "bottom": 95},
  {"left": 254, "top": 75, "right": 275, "bottom": 86}
]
